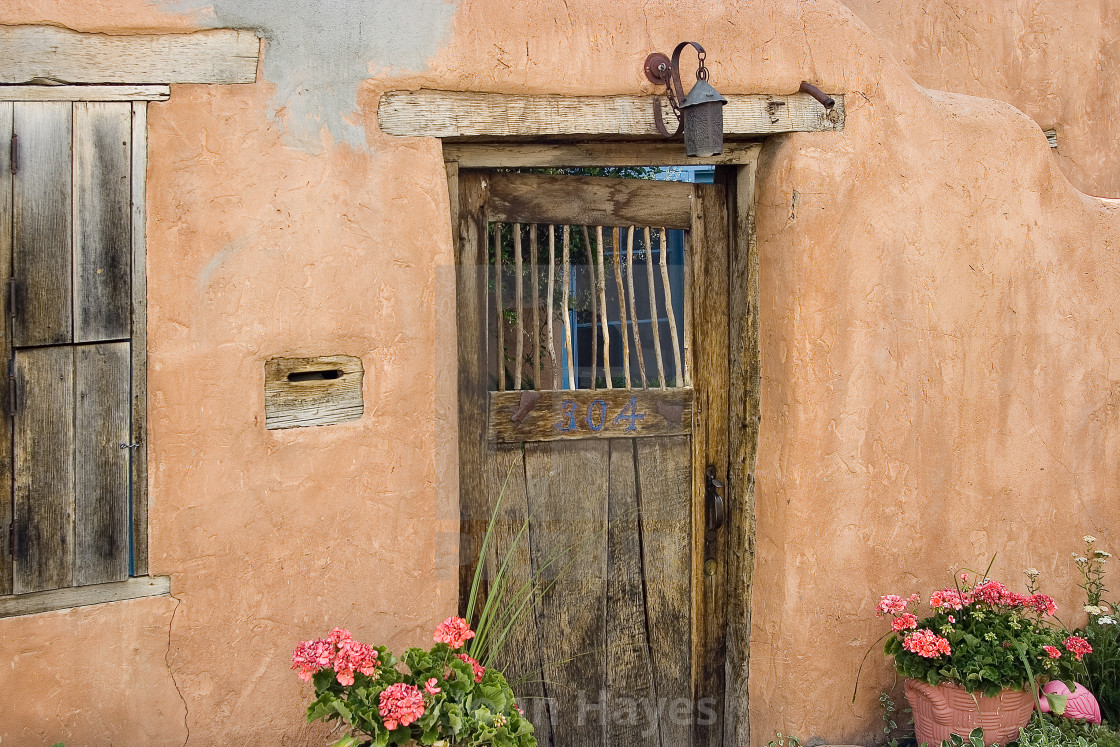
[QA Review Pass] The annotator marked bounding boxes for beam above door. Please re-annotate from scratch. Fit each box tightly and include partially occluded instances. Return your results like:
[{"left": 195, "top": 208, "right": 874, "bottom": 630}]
[{"left": 379, "top": 89, "right": 844, "bottom": 140}]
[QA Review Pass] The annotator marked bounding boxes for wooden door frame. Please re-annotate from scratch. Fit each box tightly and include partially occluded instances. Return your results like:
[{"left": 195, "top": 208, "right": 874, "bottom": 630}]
[{"left": 445, "top": 141, "right": 761, "bottom": 746}]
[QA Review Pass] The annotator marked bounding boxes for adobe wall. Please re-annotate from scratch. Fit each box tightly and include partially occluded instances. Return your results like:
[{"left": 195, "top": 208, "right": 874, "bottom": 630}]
[
  {"left": 1, "top": 1, "right": 1119, "bottom": 745},
  {"left": 841, "top": 0, "right": 1120, "bottom": 198}
]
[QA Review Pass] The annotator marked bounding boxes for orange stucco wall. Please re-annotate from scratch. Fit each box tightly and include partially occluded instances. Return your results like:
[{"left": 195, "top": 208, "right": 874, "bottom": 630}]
[{"left": 1, "top": 1, "right": 1119, "bottom": 745}]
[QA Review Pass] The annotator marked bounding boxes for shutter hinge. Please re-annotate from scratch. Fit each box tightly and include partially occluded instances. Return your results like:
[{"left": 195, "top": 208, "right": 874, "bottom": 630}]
[
  {"left": 9, "top": 133, "right": 17, "bottom": 176},
  {"left": 8, "top": 521, "right": 16, "bottom": 559},
  {"left": 8, "top": 277, "right": 16, "bottom": 323},
  {"left": 8, "top": 368, "right": 16, "bottom": 417}
]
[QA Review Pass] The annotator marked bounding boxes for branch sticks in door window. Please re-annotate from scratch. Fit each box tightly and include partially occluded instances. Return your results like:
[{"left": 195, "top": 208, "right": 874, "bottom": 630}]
[
  {"left": 611, "top": 227, "right": 632, "bottom": 388},
  {"left": 582, "top": 226, "right": 598, "bottom": 390},
  {"left": 646, "top": 227, "right": 666, "bottom": 389},
  {"left": 595, "top": 225, "right": 612, "bottom": 390},
  {"left": 626, "top": 226, "right": 649, "bottom": 388}
]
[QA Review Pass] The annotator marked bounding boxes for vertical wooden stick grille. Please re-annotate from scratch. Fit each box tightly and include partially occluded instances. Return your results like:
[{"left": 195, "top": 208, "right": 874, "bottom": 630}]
[
  {"left": 659, "top": 227, "right": 683, "bottom": 388},
  {"left": 547, "top": 226, "right": 558, "bottom": 390},
  {"left": 530, "top": 224, "right": 540, "bottom": 388},
  {"left": 583, "top": 225, "right": 598, "bottom": 390},
  {"left": 612, "top": 227, "right": 632, "bottom": 388},
  {"left": 486, "top": 219, "right": 689, "bottom": 392},
  {"left": 626, "top": 226, "right": 648, "bottom": 388},
  {"left": 646, "top": 227, "right": 666, "bottom": 389},
  {"left": 595, "top": 225, "right": 612, "bottom": 390},
  {"left": 513, "top": 223, "right": 523, "bottom": 391},
  {"left": 561, "top": 225, "right": 575, "bottom": 389},
  {"left": 494, "top": 223, "right": 505, "bottom": 391}
]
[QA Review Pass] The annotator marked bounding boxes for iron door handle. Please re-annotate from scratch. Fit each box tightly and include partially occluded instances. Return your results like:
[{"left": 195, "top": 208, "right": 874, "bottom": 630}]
[{"left": 705, "top": 465, "right": 725, "bottom": 537}]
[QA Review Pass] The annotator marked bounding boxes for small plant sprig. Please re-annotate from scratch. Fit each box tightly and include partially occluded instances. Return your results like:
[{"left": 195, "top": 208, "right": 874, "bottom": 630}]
[
  {"left": 880, "top": 690, "right": 914, "bottom": 747},
  {"left": 763, "top": 733, "right": 802, "bottom": 747},
  {"left": 1069, "top": 535, "right": 1120, "bottom": 727}
]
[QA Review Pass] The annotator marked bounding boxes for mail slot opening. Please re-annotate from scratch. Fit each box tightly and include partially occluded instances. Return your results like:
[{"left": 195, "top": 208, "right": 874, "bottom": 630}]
[{"left": 288, "top": 369, "right": 343, "bottom": 383}]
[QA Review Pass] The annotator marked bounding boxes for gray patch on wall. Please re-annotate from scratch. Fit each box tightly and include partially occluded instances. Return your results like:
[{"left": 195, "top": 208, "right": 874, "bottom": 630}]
[{"left": 161, "top": 0, "right": 457, "bottom": 150}]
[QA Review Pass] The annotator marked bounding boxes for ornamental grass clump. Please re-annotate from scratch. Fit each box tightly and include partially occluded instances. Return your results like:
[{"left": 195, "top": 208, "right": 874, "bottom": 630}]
[
  {"left": 879, "top": 571, "right": 1090, "bottom": 698},
  {"left": 292, "top": 619, "right": 535, "bottom": 747}
]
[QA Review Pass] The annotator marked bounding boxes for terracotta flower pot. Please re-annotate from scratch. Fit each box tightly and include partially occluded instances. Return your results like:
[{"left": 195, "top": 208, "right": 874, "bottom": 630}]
[{"left": 904, "top": 679, "right": 1036, "bottom": 746}]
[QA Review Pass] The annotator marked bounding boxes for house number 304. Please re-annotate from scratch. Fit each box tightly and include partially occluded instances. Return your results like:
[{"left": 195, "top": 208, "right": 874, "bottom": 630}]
[{"left": 554, "top": 396, "right": 645, "bottom": 433}]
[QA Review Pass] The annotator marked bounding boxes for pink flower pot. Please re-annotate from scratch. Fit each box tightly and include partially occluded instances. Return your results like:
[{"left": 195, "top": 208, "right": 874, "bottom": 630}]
[{"left": 905, "top": 679, "right": 1036, "bottom": 746}]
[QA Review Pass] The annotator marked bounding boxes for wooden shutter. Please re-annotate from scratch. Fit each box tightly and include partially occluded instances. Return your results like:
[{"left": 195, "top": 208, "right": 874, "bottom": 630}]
[{"left": 5, "top": 100, "right": 136, "bottom": 595}]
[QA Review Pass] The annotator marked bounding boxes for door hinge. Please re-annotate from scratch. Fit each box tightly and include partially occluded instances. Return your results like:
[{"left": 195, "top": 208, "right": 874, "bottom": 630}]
[
  {"left": 8, "top": 277, "right": 16, "bottom": 324},
  {"left": 9, "top": 133, "right": 17, "bottom": 176},
  {"left": 8, "top": 521, "right": 17, "bottom": 558}
]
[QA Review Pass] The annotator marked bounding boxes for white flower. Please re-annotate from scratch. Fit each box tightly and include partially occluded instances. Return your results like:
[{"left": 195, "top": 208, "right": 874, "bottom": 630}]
[
  {"left": 1085, "top": 605, "right": 1103, "bottom": 615},
  {"left": 1024, "top": 568, "right": 1041, "bottom": 578},
  {"left": 1095, "top": 550, "right": 1112, "bottom": 559},
  {"left": 1085, "top": 535, "right": 1098, "bottom": 544},
  {"left": 1098, "top": 615, "right": 1116, "bottom": 625}
]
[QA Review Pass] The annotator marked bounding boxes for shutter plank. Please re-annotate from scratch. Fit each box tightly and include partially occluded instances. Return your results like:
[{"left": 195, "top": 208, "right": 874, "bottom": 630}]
[
  {"left": 74, "top": 342, "right": 130, "bottom": 586},
  {"left": 13, "top": 347, "right": 75, "bottom": 593},
  {"left": 0, "top": 103, "right": 12, "bottom": 594},
  {"left": 130, "top": 101, "right": 148, "bottom": 576},
  {"left": 74, "top": 102, "right": 131, "bottom": 343},
  {"left": 12, "top": 101, "right": 72, "bottom": 346}
]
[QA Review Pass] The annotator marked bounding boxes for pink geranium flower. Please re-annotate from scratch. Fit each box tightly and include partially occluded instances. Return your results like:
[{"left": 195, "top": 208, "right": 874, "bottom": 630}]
[
  {"left": 903, "top": 629, "right": 952, "bottom": 658},
  {"left": 290, "top": 628, "right": 379, "bottom": 686},
  {"left": 1030, "top": 594, "right": 1057, "bottom": 616},
  {"left": 877, "top": 594, "right": 920, "bottom": 617},
  {"left": 379, "top": 683, "right": 425, "bottom": 731},
  {"left": 425, "top": 678, "right": 441, "bottom": 695},
  {"left": 891, "top": 613, "right": 918, "bottom": 631},
  {"left": 434, "top": 616, "right": 476, "bottom": 650},
  {"left": 1063, "top": 636, "right": 1093, "bottom": 662},
  {"left": 1043, "top": 645, "right": 1062, "bottom": 659},
  {"left": 457, "top": 653, "right": 486, "bottom": 683}
]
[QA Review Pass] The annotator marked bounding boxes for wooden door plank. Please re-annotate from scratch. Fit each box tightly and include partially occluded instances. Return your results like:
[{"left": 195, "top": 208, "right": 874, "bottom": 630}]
[
  {"left": 726, "top": 154, "right": 761, "bottom": 745},
  {"left": 606, "top": 438, "right": 657, "bottom": 745},
  {"left": 0, "top": 102, "right": 13, "bottom": 594},
  {"left": 13, "top": 347, "right": 75, "bottom": 593},
  {"left": 690, "top": 180, "right": 732, "bottom": 747},
  {"left": 74, "top": 101, "right": 132, "bottom": 343},
  {"left": 524, "top": 440, "right": 608, "bottom": 746},
  {"left": 130, "top": 101, "right": 149, "bottom": 576},
  {"left": 636, "top": 436, "right": 694, "bottom": 746},
  {"left": 485, "top": 172, "right": 694, "bottom": 229},
  {"left": 380, "top": 90, "right": 845, "bottom": 139},
  {"left": 481, "top": 445, "right": 555, "bottom": 746},
  {"left": 73, "top": 342, "right": 130, "bottom": 586},
  {"left": 12, "top": 101, "right": 72, "bottom": 347},
  {"left": 456, "top": 171, "right": 491, "bottom": 609}
]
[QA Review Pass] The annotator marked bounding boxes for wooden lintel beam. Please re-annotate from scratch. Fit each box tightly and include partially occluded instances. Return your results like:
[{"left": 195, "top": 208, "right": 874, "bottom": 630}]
[
  {"left": 379, "top": 89, "right": 844, "bottom": 140},
  {"left": 0, "top": 26, "right": 260, "bottom": 85}
]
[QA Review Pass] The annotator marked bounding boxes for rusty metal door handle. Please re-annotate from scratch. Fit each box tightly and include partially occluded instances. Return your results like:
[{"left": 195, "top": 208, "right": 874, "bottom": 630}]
[{"left": 705, "top": 465, "right": 725, "bottom": 536}]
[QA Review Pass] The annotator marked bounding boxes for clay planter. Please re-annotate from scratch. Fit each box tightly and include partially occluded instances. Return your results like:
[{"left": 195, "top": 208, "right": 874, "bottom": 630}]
[{"left": 904, "top": 679, "right": 1035, "bottom": 746}]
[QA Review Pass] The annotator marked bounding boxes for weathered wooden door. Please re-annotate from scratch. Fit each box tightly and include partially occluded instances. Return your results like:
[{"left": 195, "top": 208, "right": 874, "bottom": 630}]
[{"left": 456, "top": 167, "right": 739, "bottom": 747}]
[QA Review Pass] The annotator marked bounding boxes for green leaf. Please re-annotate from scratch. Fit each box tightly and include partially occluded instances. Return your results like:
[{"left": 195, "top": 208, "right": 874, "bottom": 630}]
[
  {"left": 1043, "top": 691, "right": 1069, "bottom": 715},
  {"left": 329, "top": 737, "right": 361, "bottom": 747}
]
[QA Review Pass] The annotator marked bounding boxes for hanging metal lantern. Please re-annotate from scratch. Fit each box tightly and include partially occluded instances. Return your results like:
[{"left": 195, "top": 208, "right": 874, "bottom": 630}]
[{"left": 646, "top": 42, "right": 727, "bottom": 157}]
